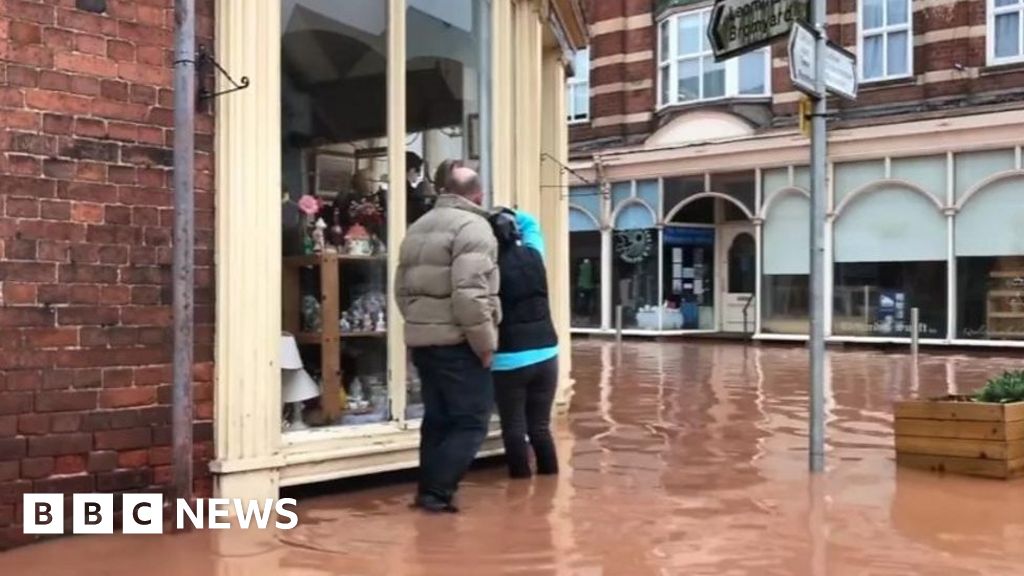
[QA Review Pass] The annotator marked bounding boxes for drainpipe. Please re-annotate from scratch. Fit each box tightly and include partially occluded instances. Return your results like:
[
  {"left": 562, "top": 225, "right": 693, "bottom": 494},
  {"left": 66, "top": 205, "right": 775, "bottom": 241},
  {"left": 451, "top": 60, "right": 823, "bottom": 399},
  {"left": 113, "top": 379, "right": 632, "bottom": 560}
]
[{"left": 172, "top": 0, "right": 196, "bottom": 504}]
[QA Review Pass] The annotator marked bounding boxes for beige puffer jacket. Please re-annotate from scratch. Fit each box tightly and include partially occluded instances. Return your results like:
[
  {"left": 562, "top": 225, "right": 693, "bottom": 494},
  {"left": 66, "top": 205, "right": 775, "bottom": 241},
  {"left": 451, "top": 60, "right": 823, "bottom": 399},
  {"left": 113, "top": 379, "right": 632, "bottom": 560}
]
[{"left": 395, "top": 194, "right": 501, "bottom": 358}]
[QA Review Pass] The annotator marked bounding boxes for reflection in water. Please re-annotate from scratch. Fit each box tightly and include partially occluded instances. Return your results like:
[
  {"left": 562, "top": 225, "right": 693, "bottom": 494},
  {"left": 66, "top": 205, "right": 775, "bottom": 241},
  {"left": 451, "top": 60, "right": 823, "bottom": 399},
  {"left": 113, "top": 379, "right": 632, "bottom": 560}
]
[{"left": 3, "top": 342, "right": 1024, "bottom": 575}]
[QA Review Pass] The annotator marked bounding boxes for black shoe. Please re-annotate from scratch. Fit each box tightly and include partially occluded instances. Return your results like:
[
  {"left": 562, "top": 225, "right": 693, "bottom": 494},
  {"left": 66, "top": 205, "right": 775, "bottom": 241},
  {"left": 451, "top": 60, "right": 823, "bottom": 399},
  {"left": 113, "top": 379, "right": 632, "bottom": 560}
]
[{"left": 413, "top": 493, "right": 459, "bottom": 514}]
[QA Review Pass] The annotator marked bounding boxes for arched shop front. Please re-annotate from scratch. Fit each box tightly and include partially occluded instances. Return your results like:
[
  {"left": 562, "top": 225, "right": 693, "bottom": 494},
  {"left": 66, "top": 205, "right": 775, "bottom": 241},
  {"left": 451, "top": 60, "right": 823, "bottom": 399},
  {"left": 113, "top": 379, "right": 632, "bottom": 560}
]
[{"left": 569, "top": 115, "right": 1024, "bottom": 348}]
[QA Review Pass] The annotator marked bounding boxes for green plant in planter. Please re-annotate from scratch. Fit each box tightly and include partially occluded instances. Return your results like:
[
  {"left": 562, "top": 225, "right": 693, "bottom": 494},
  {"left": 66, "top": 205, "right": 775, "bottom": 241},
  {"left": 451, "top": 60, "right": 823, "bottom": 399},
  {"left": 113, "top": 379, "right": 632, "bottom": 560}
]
[{"left": 974, "top": 370, "right": 1024, "bottom": 403}]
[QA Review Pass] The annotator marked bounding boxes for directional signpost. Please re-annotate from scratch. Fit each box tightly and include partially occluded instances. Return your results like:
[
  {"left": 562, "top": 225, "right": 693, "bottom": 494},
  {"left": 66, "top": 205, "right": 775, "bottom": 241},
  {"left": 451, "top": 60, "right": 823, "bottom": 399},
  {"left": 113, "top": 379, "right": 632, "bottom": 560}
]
[
  {"left": 707, "top": 0, "right": 810, "bottom": 61},
  {"left": 788, "top": 22, "right": 858, "bottom": 100},
  {"left": 705, "top": 0, "right": 859, "bottom": 475}
]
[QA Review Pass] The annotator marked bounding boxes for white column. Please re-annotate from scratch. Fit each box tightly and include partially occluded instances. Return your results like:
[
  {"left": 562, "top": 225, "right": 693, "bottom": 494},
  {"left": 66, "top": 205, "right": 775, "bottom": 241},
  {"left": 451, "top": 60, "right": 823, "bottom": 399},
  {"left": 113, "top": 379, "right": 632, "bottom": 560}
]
[
  {"left": 212, "top": 0, "right": 283, "bottom": 498},
  {"left": 601, "top": 227, "right": 613, "bottom": 331}
]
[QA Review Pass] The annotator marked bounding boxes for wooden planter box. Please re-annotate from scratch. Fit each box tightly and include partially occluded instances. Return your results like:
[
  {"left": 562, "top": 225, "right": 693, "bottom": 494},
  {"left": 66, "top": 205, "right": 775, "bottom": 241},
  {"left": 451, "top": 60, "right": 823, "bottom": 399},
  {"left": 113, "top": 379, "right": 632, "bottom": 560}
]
[{"left": 894, "top": 398, "right": 1024, "bottom": 479}]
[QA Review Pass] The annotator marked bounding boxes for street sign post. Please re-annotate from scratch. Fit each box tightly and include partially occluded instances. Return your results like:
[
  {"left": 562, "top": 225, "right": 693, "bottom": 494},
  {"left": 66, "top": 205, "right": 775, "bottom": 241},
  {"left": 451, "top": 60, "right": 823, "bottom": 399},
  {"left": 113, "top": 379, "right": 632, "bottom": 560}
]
[
  {"left": 788, "top": 22, "right": 858, "bottom": 100},
  {"left": 707, "top": 0, "right": 810, "bottom": 61}
]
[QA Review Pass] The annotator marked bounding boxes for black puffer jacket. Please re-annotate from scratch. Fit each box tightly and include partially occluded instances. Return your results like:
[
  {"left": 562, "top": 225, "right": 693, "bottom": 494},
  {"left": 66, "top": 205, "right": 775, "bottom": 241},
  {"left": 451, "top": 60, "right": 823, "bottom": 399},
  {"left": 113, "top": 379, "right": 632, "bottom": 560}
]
[{"left": 490, "top": 210, "right": 558, "bottom": 353}]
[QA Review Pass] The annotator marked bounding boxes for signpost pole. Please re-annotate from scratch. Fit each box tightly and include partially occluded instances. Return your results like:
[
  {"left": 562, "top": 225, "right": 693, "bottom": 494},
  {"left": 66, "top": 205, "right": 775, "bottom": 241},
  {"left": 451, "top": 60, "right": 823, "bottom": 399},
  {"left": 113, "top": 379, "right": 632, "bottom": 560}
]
[{"left": 808, "top": 0, "right": 828, "bottom": 474}]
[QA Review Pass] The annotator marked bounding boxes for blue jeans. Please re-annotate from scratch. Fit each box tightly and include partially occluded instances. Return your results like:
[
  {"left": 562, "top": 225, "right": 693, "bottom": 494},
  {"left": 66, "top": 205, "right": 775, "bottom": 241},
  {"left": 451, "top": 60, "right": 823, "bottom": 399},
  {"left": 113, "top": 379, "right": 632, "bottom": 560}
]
[{"left": 411, "top": 344, "right": 494, "bottom": 503}]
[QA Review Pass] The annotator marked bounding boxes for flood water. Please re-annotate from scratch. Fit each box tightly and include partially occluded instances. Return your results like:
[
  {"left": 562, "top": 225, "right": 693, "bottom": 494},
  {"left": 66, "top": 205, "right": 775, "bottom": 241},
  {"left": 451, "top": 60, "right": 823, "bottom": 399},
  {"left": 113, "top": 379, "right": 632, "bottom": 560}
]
[{"left": 3, "top": 340, "right": 1024, "bottom": 575}]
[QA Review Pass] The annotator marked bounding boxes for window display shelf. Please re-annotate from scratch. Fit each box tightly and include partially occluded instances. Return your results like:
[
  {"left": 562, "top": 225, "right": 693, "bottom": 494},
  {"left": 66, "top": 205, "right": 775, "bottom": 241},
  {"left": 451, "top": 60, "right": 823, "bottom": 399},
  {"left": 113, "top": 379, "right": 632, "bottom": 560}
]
[
  {"left": 284, "top": 253, "right": 387, "bottom": 268},
  {"left": 985, "top": 269, "right": 1024, "bottom": 339},
  {"left": 293, "top": 331, "right": 386, "bottom": 345},
  {"left": 282, "top": 251, "right": 389, "bottom": 424}
]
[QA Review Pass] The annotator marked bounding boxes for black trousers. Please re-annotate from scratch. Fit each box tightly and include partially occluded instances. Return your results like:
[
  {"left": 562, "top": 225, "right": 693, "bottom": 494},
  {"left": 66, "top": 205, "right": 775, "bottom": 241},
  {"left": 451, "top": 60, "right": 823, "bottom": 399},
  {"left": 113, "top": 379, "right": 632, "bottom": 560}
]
[
  {"left": 493, "top": 357, "right": 559, "bottom": 478},
  {"left": 412, "top": 344, "right": 494, "bottom": 503}
]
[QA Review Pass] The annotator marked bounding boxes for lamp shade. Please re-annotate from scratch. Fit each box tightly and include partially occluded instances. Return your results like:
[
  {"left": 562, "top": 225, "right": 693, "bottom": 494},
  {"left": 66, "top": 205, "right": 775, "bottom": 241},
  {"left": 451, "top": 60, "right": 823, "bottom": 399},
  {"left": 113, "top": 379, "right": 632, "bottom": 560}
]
[
  {"left": 280, "top": 332, "right": 304, "bottom": 370},
  {"left": 282, "top": 369, "right": 320, "bottom": 403}
]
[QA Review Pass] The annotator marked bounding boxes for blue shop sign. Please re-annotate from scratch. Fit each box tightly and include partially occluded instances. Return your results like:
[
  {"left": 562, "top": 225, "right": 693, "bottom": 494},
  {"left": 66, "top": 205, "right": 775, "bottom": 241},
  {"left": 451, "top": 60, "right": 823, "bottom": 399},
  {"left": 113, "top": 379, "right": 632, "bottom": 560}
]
[{"left": 664, "top": 226, "right": 715, "bottom": 246}]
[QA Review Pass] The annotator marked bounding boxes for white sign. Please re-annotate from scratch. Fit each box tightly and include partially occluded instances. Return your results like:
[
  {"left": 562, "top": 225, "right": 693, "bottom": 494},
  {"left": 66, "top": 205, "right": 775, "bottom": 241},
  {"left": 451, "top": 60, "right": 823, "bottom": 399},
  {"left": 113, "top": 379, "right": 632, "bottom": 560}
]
[
  {"left": 788, "top": 22, "right": 816, "bottom": 95},
  {"left": 823, "top": 43, "right": 857, "bottom": 100},
  {"left": 787, "top": 22, "right": 858, "bottom": 100}
]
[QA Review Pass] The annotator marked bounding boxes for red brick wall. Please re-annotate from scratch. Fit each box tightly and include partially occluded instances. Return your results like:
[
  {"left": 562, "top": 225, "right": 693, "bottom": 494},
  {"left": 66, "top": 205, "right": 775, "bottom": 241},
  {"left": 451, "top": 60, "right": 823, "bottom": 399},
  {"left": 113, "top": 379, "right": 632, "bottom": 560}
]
[{"left": 0, "top": 0, "right": 215, "bottom": 549}]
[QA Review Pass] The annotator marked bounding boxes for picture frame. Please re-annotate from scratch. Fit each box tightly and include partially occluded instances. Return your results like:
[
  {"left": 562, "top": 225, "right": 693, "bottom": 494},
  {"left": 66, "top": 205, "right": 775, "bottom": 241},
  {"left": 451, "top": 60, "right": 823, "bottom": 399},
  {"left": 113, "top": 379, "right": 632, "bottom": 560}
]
[{"left": 467, "top": 113, "right": 480, "bottom": 160}]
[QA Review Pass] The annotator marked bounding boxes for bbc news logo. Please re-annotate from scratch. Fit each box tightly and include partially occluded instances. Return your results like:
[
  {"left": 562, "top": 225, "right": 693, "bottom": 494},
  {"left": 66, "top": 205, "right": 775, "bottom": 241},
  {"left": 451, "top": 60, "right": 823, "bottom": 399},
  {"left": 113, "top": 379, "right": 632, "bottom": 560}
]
[{"left": 23, "top": 494, "right": 299, "bottom": 534}]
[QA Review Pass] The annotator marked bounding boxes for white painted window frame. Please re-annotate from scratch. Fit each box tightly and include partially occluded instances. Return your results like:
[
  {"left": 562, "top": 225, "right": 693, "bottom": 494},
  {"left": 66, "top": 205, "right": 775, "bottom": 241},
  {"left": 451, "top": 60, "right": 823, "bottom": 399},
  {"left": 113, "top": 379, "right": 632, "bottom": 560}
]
[
  {"left": 656, "top": 8, "right": 771, "bottom": 109},
  {"left": 567, "top": 47, "right": 590, "bottom": 123},
  {"left": 988, "top": 0, "right": 1024, "bottom": 65},
  {"left": 857, "top": 0, "right": 913, "bottom": 82}
]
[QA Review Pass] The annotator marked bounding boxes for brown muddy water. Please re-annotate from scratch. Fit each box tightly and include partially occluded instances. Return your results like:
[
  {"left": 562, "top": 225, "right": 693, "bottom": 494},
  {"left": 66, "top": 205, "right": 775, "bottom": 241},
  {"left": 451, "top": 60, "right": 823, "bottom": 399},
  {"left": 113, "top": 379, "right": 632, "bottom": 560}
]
[{"left": 2, "top": 341, "right": 1023, "bottom": 575}]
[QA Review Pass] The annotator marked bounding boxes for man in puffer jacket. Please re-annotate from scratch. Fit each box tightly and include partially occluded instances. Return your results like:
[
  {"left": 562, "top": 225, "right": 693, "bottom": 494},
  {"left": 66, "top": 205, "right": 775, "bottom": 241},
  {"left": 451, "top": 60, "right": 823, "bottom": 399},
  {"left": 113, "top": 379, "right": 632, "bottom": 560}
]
[{"left": 395, "top": 165, "right": 500, "bottom": 513}]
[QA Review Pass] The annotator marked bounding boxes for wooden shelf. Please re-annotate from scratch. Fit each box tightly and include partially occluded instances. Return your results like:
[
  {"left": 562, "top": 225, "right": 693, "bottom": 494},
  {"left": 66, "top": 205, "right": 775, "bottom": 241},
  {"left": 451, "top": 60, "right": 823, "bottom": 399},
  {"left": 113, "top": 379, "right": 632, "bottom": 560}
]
[
  {"left": 284, "top": 252, "right": 386, "bottom": 268},
  {"left": 294, "top": 331, "right": 386, "bottom": 344},
  {"left": 987, "top": 312, "right": 1024, "bottom": 319}
]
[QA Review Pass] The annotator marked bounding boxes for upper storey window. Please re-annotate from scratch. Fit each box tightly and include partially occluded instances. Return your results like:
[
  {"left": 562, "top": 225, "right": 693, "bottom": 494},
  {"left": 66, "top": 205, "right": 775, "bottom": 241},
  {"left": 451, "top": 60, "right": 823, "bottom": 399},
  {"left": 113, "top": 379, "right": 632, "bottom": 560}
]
[
  {"left": 657, "top": 9, "right": 770, "bottom": 108},
  {"left": 990, "top": 0, "right": 1024, "bottom": 64},
  {"left": 859, "top": 0, "right": 913, "bottom": 81}
]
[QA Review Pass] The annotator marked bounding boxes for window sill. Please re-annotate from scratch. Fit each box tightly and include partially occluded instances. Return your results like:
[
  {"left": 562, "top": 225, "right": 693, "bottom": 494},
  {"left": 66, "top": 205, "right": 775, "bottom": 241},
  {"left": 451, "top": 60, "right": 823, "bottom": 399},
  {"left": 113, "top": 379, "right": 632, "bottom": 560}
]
[
  {"left": 981, "top": 60, "right": 1024, "bottom": 76},
  {"left": 656, "top": 96, "right": 772, "bottom": 117},
  {"left": 857, "top": 76, "right": 916, "bottom": 91},
  {"left": 568, "top": 118, "right": 591, "bottom": 126}
]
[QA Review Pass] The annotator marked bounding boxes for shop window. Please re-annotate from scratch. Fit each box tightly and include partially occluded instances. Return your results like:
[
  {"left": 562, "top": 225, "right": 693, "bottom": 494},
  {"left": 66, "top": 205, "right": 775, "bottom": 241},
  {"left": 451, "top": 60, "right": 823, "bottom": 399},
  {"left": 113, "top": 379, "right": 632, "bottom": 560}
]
[
  {"left": 664, "top": 175, "right": 705, "bottom": 217},
  {"left": 833, "top": 261, "right": 947, "bottom": 337},
  {"left": 404, "top": 0, "right": 492, "bottom": 419},
  {"left": 954, "top": 149, "right": 1015, "bottom": 201},
  {"left": 891, "top": 155, "right": 946, "bottom": 201},
  {"left": 728, "top": 233, "right": 756, "bottom": 294},
  {"left": 281, "top": 0, "right": 393, "bottom": 428},
  {"left": 669, "top": 196, "right": 715, "bottom": 224},
  {"left": 567, "top": 47, "right": 590, "bottom": 122},
  {"left": 611, "top": 181, "right": 632, "bottom": 212},
  {"left": 571, "top": 231, "right": 602, "bottom": 328},
  {"left": 710, "top": 170, "right": 756, "bottom": 214},
  {"left": 859, "top": 0, "right": 912, "bottom": 81},
  {"left": 990, "top": 0, "right": 1024, "bottom": 64},
  {"left": 613, "top": 204, "right": 658, "bottom": 329},
  {"left": 657, "top": 9, "right": 770, "bottom": 107},
  {"left": 663, "top": 227, "right": 715, "bottom": 329},
  {"left": 762, "top": 190, "right": 810, "bottom": 334},
  {"left": 955, "top": 175, "right": 1024, "bottom": 340},
  {"left": 833, "top": 186, "right": 947, "bottom": 337},
  {"left": 637, "top": 179, "right": 660, "bottom": 215},
  {"left": 834, "top": 160, "right": 886, "bottom": 204},
  {"left": 570, "top": 185, "right": 602, "bottom": 220}
]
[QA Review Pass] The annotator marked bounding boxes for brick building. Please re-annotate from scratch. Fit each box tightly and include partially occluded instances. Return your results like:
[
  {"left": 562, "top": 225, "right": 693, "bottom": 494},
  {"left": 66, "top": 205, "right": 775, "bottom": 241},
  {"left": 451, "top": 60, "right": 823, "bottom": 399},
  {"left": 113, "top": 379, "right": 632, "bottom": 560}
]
[
  {"left": 1, "top": 0, "right": 587, "bottom": 549},
  {"left": 1, "top": 0, "right": 216, "bottom": 549},
  {"left": 565, "top": 0, "right": 1024, "bottom": 346}
]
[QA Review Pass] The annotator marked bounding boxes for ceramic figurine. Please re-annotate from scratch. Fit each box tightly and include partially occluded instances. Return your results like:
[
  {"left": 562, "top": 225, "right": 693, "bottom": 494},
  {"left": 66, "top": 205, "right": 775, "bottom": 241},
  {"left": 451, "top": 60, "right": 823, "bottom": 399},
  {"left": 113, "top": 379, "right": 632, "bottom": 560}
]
[
  {"left": 375, "top": 311, "right": 386, "bottom": 332},
  {"left": 329, "top": 223, "right": 345, "bottom": 249},
  {"left": 302, "top": 295, "right": 322, "bottom": 333},
  {"left": 312, "top": 218, "right": 327, "bottom": 254},
  {"left": 345, "top": 224, "right": 373, "bottom": 256},
  {"left": 362, "top": 312, "right": 373, "bottom": 333},
  {"left": 340, "top": 312, "right": 351, "bottom": 333}
]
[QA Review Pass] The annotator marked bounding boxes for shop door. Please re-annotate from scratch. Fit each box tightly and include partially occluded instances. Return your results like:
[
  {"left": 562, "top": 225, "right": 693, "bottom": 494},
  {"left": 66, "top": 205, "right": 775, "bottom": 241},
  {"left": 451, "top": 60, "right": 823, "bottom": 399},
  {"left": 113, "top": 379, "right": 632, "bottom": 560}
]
[{"left": 719, "top": 225, "right": 756, "bottom": 333}]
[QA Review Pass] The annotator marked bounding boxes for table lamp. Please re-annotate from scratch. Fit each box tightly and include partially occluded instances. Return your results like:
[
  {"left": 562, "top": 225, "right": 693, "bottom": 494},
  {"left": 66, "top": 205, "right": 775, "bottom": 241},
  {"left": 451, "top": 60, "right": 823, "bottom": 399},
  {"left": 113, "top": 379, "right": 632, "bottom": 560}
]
[
  {"left": 280, "top": 332, "right": 319, "bottom": 430},
  {"left": 280, "top": 332, "right": 303, "bottom": 370},
  {"left": 282, "top": 368, "right": 319, "bottom": 431}
]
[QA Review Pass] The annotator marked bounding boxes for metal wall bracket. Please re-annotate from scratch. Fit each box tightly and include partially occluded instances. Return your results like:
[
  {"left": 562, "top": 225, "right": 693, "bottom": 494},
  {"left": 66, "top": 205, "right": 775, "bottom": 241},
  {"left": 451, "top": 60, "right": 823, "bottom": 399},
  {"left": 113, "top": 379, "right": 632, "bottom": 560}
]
[{"left": 196, "top": 45, "right": 250, "bottom": 101}]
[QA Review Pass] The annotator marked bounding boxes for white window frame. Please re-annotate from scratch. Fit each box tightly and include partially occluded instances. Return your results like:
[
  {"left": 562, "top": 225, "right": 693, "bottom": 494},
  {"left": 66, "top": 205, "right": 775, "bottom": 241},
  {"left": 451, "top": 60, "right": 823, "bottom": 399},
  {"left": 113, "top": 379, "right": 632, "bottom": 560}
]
[
  {"left": 988, "top": 0, "right": 1024, "bottom": 65},
  {"left": 857, "top": 0, "right": 913, "bottom": 82},
  {"left": 567, "top": 47, "right": 590, "bottom": 123},
  {"left": 656, "top": 9, "right": 771, "bottom": 109}
]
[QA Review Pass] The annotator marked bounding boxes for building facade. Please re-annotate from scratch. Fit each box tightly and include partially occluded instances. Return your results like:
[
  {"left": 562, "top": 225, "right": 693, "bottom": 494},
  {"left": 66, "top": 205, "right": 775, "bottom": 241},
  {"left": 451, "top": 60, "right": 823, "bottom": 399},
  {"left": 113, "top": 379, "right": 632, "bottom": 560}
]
[
  {"left": 0, "top": 0, "right": 586, "bottom": 548},
  {"left": 566, "top": 0, "right": 1024, "bottom": 347}
]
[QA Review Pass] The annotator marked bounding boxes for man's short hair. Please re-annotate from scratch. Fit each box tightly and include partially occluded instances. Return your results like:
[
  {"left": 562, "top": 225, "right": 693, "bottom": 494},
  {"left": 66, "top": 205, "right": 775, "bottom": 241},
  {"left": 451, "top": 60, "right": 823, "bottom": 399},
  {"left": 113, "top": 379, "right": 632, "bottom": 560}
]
[
  {"left": 448, "top": 166, "right": 481, "bottom": 198},
  {"left": 433, "top": 159, "right": 464, "bottom": 193}
]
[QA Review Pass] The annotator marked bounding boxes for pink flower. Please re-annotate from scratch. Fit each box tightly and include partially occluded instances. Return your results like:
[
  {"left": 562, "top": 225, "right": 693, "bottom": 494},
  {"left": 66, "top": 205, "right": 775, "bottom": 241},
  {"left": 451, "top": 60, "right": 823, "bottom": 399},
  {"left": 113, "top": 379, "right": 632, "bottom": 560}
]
[{"left": 297, "top": 195, "right": 320, "bottom": 216}]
